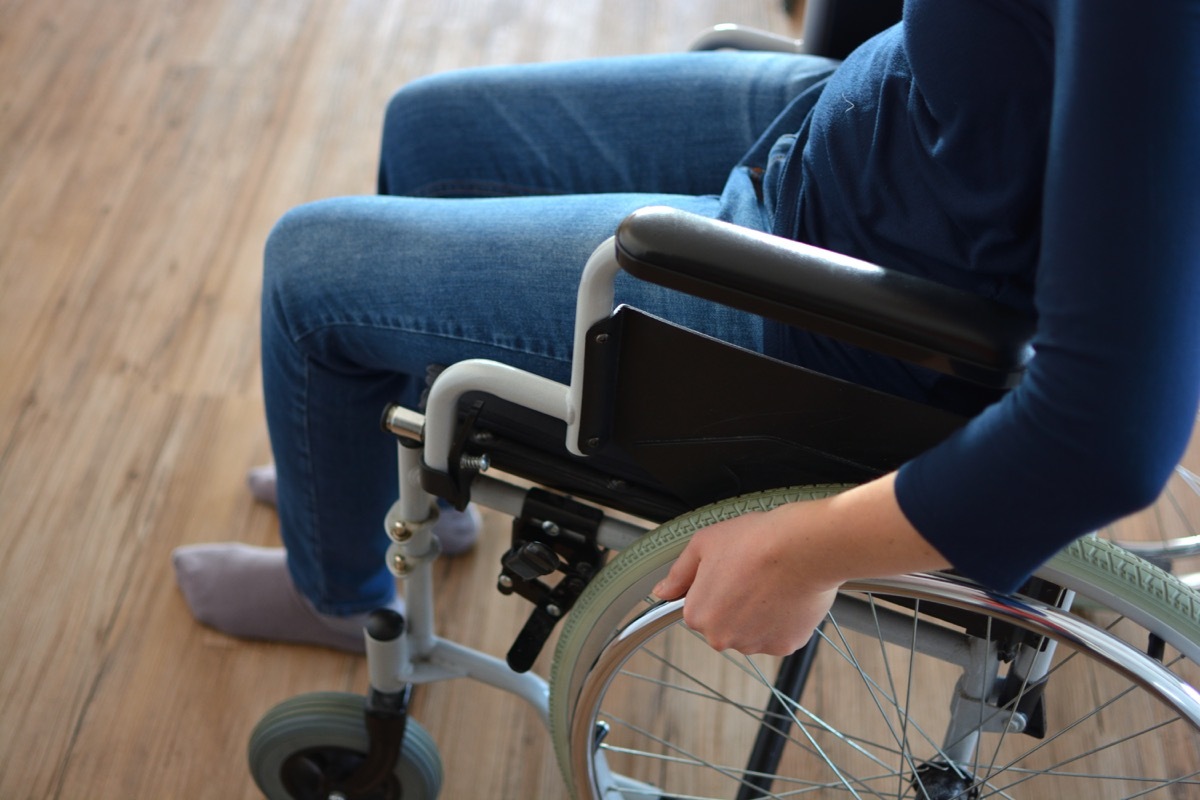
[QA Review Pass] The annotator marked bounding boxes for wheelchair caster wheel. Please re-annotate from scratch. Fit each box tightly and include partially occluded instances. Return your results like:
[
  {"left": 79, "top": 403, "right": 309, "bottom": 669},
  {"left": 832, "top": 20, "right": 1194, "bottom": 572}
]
[{"left": 249, "top": 692, "right": 442, "bottom": 800}]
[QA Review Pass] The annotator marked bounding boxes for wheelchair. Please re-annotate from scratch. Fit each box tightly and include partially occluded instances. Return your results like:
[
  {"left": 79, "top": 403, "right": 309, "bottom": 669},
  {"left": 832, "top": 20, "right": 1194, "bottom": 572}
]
[{"left": 245, "top": 206, "right": 1200, "bottom": 799}]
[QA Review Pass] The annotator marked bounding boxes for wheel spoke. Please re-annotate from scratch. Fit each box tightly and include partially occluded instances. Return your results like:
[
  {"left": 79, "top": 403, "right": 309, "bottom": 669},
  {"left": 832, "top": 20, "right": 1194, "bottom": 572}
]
[
  {"left": 979, "top": 716, "right": 1192, "bottom": 796},
  {"left": 600, "top": 737, "right": 900, "bottom": 796},
  {"left": 637, "top": 643, "right": 892, "bottom": 796},
  {"left": 822, "top": 602, "right": 932, "bottom": 795}
]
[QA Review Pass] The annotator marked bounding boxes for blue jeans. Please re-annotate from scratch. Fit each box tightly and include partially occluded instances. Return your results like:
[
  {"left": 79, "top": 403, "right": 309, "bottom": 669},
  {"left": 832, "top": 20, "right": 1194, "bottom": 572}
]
[{"left": 263, "top": 53, "right": 839, "bottom": 614}]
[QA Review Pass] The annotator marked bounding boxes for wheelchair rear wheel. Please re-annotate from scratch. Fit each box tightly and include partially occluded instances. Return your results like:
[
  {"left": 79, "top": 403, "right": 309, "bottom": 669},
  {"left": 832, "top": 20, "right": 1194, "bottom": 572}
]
[
  {"left": 248, "top": 691, "right": 442, "bottom": 800},
  {"left": 551, "top": 487, "right": 1200, "bottom": 799}
]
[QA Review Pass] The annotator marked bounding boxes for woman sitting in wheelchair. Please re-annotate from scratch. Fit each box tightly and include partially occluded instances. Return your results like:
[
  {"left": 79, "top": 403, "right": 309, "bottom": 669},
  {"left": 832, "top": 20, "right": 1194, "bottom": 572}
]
[{"left": 174, "top": 0, "right": 1199, "bottom": 659}]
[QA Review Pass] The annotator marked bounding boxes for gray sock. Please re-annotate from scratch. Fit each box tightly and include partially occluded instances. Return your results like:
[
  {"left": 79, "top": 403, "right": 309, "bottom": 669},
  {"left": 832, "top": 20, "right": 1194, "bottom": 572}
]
[
  {"left": 246, "top": 464, "right": 277, "bottom": 505},
  {"left": 171, "top": 543, "right": 399, "bottom": 653},
  {"left": 435, "top": 503, "right": 482, "bottom": 555}
]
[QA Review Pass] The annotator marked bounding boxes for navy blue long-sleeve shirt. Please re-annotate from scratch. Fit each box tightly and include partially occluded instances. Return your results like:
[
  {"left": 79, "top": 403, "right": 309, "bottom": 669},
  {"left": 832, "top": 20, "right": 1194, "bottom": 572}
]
[{"left": 775, "top": 0, "right": 1200, "bottom": 591}]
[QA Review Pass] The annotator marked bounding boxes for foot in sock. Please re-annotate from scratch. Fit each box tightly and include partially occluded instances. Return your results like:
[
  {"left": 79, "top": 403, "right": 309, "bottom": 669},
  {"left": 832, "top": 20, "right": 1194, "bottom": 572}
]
[
  {"left": 246, "top": 463, "right": 481, "bottom": 555},
  {"left": 246, "top": 464, "right": 277, "bottom": 505},
  {"left": 171, "top": 543, "right": 399, "bottom": 653},
  {"left": 434, "top": 502, "right": 482, "bottom": 555}
]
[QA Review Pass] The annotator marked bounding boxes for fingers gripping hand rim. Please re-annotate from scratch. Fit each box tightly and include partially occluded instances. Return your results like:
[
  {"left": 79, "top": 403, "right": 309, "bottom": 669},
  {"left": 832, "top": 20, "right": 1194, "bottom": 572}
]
[{"left": 549, "top": 483, "right": 853, "bottom": 793}]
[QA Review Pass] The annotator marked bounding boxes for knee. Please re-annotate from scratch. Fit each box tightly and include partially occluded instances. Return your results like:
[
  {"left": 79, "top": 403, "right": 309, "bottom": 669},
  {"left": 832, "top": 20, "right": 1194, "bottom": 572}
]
[
  {"left": 379, "top": 70, "right": 493, "bottom": 195},
  {"left": 382, "top": 70, "right": 481, "bottom": 138},
  {"left": 262, "top": 200, "right": 347, "bottom": 339},
  {"left": 265, "top": 202, "right": 325, "bottom": 291},
  {"left": 382, "top": 74, "right": 445, "bottom": 136},
  {"left": 263, "top": 197, "right": 417, "bottom": 345}
]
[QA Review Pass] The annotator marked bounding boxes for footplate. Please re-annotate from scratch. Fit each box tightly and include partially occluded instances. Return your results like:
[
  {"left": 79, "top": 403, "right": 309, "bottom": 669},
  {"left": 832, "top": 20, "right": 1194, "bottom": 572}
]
[{"left": 498, "top": 488, "right": 607, "bottom": 672}]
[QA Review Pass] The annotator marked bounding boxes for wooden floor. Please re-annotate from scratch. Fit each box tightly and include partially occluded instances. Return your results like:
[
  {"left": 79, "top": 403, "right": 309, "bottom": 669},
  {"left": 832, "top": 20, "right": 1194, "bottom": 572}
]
[
  {"left": 0, "top": 1, "right": 798, "bottom": 798},
  {"left": 1, "top": 1, "right": 1196, "bottom": 798}
]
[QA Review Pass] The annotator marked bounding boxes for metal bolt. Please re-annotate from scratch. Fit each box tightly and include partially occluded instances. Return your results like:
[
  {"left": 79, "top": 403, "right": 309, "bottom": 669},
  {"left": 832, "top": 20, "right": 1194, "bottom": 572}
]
[
  {"left": 586, "top": 437, "right": 600, "bottom": 449},
  {"left": 388, "top": 519, "right": 413, "bottom": 543},
  {"left": 546, "top": 604, "right": 563, "bottom": 618},
  {"left": 498, "top": 574, "right": 514, "bottom": 590},
  {"left": 595, "top": 333, "right": 609, "bottom": 344},
  {"left": 541, "top": 520, "right": 560, "bottom": 537},
  {"left": 459, "top": 453, "right": 490, "bottom": 472},
  {"left": 389, "top": 550, "right": 411, "bottom": 577}
]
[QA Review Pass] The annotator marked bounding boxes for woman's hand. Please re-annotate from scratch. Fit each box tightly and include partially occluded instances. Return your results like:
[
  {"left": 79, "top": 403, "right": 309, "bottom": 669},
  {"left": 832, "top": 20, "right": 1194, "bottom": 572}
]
[
  {"left": 652, "top": 475, "right": 951, "bottom": 656},
  {"left": 652, "top": 503, "right": 839, "bottom": 655}
]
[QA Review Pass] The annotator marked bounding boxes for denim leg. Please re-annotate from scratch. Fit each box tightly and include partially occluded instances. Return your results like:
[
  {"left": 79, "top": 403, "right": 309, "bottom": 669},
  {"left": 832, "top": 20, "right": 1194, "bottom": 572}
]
[
  {"left": 264, "top": 191, "right": 777, "bottom": 613},
  {"left": 267, "top": 52, "right": 841, "bottom": 613},
  {"left": 378, "top": 52, "right": 839, "bottom": 198}
]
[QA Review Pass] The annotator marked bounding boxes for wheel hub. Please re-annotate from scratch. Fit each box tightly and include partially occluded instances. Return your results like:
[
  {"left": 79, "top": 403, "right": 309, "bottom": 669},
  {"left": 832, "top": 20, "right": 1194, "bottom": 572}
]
[
  {"left": 911, "top": 761, "right": 980, "bottom": 799},
  {"left": 280, "top": 747, "right": 399, "bottom": 800}
]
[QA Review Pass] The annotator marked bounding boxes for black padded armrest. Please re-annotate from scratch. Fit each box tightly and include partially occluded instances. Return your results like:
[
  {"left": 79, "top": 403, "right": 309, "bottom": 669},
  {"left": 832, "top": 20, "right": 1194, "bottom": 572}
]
[{"left": 614, "top": 207, "right": 1034, "bottom": 389}]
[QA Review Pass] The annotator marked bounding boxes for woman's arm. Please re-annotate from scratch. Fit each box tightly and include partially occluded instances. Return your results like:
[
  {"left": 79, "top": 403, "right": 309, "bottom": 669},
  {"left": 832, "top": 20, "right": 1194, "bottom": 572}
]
[
  {"left": 898, "top": 0, "right": 1200, "bottom": 588},
  {"left": 659, "top": 0, "right": 1200, "bottom": 655}
]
